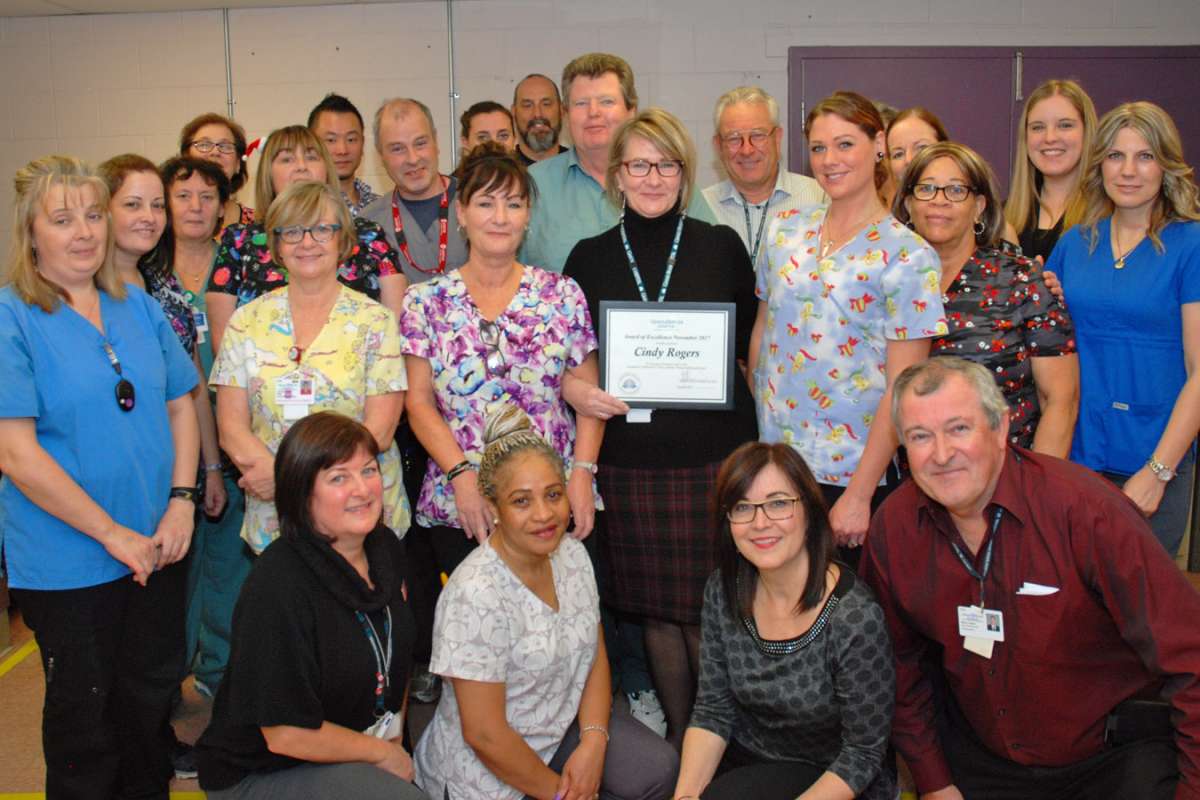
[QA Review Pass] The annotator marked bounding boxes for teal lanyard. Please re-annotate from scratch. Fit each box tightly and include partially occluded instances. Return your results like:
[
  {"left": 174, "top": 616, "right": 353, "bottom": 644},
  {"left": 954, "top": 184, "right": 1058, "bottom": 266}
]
[
  {"left": 619, "top": 213, "right": 685, "bottom": 303},
  {"left": 741, "top": 194, "right": 770, "bottom": 266}
]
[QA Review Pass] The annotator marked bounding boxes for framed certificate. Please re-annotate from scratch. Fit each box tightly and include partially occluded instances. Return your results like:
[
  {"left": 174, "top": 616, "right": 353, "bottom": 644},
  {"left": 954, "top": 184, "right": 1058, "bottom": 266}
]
[{"left": 598, "top": 301, "right": 736, "bottom": 410}]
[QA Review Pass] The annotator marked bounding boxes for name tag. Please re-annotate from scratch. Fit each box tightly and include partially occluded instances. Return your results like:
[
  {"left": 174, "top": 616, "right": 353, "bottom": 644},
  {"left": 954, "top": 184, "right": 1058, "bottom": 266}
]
[
  {"left": 275, "top": 370, "right": 315, "bottom": 420},
  {"left": 958, "top": 605, "right": 1004, "bottom": 642}
]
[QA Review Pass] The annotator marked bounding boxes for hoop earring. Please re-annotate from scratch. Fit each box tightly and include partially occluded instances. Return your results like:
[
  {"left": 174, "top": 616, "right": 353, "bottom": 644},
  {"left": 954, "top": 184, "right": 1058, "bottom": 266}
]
[{"left": 973, "top": 219, "right": 986, "bottom": 236}]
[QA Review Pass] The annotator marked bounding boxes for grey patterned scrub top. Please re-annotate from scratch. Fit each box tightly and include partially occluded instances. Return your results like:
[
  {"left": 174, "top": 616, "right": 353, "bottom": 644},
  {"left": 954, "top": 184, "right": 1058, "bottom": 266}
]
[{"left": 690, "top": 567, "right": 897, "bottom": 799}]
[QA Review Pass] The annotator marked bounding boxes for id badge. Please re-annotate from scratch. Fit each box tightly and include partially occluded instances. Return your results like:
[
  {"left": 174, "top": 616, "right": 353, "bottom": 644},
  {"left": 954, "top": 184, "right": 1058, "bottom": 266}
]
[
  {"left": 957, "top": 605, "right": 1004, "bottom": 642},
  {"left": 364, "top": 710, "right": 403, "bottom": 740},
  {"left": 275, "top": 371, "right": 314, "bottom": 420},
  {"left": 193, "top": 310, "right": 209, "bottom": 345}
]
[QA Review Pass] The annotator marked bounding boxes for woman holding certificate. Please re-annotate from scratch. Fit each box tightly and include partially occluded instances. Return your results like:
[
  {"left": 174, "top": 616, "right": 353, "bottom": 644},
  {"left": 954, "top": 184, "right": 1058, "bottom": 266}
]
[
  {"left": 563, "top": 108, "right": 759, "bottom": 749},
  {"left": 748, "top": 91, "right": 947, "bottom": 553}
]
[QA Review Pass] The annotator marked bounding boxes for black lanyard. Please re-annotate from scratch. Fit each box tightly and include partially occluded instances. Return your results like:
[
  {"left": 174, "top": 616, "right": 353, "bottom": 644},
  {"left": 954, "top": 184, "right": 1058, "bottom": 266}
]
[
  {"left": 949, "top": 508, "right": 1004, "bottom": 609},
  {"left": 741, "top": 194, "right": 770, "bottom": 266},
  {"left": 355, "top": 607, "right": 393, "bottom": 716}
]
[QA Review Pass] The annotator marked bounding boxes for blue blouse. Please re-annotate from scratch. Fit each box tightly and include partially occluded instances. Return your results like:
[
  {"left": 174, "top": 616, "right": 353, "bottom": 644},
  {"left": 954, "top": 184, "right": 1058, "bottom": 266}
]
[
  {"left": 0, "top": 286, "right": 197, "bottom": 590},
  {"left": 1050, "top": 218, "right": 1200, "bottom": 475}
]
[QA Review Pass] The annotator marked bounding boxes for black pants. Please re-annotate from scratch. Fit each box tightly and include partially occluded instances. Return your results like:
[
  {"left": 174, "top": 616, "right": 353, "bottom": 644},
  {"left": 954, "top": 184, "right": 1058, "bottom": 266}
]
[
  {"left": 700, "top": 739, "right": 825, "bottom": 799},
  {"left": 407, "top": 523, "right": 479, "bottom": 663},
  {"left": 14, "top": 560, "right": 189, "bottom": 800},
  {"left": 942, "top": 702, "right": 1178, "bottom": 799},
  {"left": 820, "top": 462, "right": 901, "bottom": 570}
]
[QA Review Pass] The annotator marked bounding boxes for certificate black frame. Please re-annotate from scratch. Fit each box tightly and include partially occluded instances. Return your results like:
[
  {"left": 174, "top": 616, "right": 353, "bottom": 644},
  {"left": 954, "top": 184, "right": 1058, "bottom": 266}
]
[{"left": 598, "top": 300, "right": 736, "bottom": 411}]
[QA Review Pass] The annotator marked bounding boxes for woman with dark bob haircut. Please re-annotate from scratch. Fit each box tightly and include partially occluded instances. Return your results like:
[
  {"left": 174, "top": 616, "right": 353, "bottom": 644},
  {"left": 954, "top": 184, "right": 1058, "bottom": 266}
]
[
  {"left": 674, "top": 441, "right": 896, "bottom": 800},
  {"left": 196, "top": 411, "right": 426, "bottom": 800},
  {"left": 893, "top": 141, "right": 1079, "bottom": 456}
]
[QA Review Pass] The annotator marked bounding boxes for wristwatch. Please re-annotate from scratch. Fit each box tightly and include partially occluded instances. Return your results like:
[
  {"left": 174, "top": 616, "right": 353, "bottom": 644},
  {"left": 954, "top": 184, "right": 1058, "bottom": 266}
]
[
  {"left": 169, "top": 486, "right": 200, "bottom": 504},
  {"left": 1146, "top": 458, "right": 1176, "bottom": 482},
  {"left": 573, "top": 460, "right": 599, "bottom": 475}
]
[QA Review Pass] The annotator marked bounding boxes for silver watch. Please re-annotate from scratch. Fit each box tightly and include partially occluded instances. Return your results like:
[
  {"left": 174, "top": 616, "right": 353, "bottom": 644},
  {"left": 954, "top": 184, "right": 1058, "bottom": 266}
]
[{"left": 1146, "top": 458, "right": 1176, "bottom": 482}]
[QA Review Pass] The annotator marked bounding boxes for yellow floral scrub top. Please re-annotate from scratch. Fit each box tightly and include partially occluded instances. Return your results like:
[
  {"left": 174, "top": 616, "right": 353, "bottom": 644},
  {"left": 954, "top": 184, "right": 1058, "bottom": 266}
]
[
  {"left": 755, "top": 207, "right": 948, "bottom": 486},
  {"left": 210, "top": 285, "right": 410, "bottom": 553}
]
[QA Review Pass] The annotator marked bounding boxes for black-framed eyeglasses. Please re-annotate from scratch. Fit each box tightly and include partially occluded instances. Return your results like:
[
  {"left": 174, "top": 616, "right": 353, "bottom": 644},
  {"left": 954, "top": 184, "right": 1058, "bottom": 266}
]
[
  {"left": 273, "top": 223, "right": 342, "bottom": 244},
  {"left": 621, "top": 159, "right": 683, "bottom": 178},
  {"left": 479, "top": 319, "right": 506, "bottom": 376},
  {"left": 720, "top": 127, "right": 776, "bottom": 152},
  {"left": 190, "top": 139, "right": 238, "bottom": 155},
  {"left": 912, "top": 183, "right": 975, "bottom": 203},
  {"left": 726, "top": 496, "right": 800, "bottom": 524},
  {"left": 102, "top": 341, "right": 136, "bottom": 412}
]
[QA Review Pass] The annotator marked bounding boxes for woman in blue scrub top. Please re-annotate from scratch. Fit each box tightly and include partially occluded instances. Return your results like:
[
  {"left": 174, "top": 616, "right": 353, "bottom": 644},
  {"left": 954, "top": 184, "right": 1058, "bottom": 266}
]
[
  {"left": 1049, "top": 101, "right": 1200, "bottom": 556},
  {"left": 0, "top": 155, "right": 200, "bottom": 799}
]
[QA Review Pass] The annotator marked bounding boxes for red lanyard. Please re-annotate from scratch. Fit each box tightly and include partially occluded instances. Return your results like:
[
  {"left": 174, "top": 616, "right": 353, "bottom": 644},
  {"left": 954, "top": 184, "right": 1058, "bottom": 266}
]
[{"left": 391, "top": 178, "right": 449, "bottom": 275}]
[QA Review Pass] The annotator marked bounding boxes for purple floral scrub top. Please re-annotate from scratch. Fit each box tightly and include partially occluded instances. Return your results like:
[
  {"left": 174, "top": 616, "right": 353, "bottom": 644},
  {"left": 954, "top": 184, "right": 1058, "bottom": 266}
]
[
  {"left": 755, "top": 207, "right": 948, "bottom": 486},
  {"left": 399, "top": 266, "right": 598, "bottom": 528},
  {"left": 932, "top": 246, "right": 1075, "bottom": 448}
]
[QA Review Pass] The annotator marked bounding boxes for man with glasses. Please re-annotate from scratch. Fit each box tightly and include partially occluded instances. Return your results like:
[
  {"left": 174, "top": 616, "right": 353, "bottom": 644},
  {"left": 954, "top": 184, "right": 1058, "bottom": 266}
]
[
  {"left": 522, "top": 52, "right": 715, "bottom": 273},
  {"left": 308, "top": 93, "right": 379, "bottom": 217},
  {"left": 861, "top": 357, "right": 1200, "bottom": 800},
  {"left": 703, "top": 87, "right": 826, "bottom": 274}
]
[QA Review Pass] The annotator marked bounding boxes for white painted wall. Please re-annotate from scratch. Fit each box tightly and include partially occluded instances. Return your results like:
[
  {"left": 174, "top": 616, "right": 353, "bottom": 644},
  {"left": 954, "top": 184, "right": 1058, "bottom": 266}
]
[{"left": 2, "top": 0, "right": 1200, "bottom": 254}]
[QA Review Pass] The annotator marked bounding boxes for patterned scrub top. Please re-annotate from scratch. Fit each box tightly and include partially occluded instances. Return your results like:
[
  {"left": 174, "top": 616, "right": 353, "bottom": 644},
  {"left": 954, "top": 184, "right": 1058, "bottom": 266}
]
[
  {"left": 399, "top": 265, "right": 598, "bottom": 528},
  {"left": 209, "top": 285, "right": 410, "bottom": 553},
  {"left": 143, "top": 268, "right": 198, "bottom": 357},
  {"left": 755, "top": 207, "right": 948, "bottom": 486},
  {"left": 206, "top": 218, "right": 398, "bottom": 307},
  {"left": 933, "top": 246, "right": 1076, "bottom": 448}
]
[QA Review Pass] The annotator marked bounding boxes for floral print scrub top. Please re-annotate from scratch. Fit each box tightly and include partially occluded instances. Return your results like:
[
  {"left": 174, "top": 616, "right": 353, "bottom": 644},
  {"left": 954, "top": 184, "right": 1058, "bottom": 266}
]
[
  {"left": 210, "top": 286, "right": 410, "bottom": 553},
  {"left": 755, "top": 207, "right": 947, "bottom": 486},
  {"left": 933, "top": 246, "right": 1075, "bottom": 449},
  {"left": 399, "top": 266, "right": 597, "bottom": 528},
  {"left": 206, "top": 218, "right": 398, "bottom": 307}
]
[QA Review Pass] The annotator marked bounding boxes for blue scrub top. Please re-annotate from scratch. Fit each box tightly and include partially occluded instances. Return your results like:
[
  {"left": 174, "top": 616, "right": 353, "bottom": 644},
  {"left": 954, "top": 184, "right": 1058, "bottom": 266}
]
[
  {"left": 0, "top": 286, "right": 198, "bottom": 590},
  {"left": 1051, "top": 218, "right": 1200, "bottom": 475}
]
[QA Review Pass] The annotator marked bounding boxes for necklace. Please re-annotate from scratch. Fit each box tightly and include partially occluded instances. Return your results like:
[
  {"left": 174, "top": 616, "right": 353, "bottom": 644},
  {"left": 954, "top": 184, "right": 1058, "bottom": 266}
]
[
  {"left": 818, "top": 206, "right": 881, "bottom": 260},
  {"left": 1112, "top": 223, "right": 1145, "bottom": 270}
]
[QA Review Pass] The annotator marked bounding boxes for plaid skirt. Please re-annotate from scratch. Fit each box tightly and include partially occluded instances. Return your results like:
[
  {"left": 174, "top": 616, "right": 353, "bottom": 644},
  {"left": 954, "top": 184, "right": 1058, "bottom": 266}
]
[{"left": 597, "top": 461, "right": 722, "bottom": 625}]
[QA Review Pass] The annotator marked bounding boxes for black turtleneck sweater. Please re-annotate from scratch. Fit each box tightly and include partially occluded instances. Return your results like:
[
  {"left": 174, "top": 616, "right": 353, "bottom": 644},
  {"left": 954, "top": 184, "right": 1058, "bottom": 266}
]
[{"left": 564, "top": 206, "right": 759, "bottom": 468}]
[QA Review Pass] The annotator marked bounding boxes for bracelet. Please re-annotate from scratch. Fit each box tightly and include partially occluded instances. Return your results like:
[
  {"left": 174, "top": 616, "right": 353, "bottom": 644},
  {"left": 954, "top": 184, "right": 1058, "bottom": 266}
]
[
  {"left": 445, "top": 460, "right": 474, "bottom": 482},
  {"left": 203, "top": 462, "right": 223, "bottom": 473},
  {"left": 169, "top": 486, "right": 199, "bottom": 504},
  {"left": 572, "top": 460, "right": 598, "bottom": 475},
  {"left": 579, "top": 724, "right": 609, "bottom": 742}
]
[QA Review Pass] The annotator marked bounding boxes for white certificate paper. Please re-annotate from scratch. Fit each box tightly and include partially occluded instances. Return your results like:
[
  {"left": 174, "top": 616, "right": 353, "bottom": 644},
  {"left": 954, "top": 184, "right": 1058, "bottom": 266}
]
[{"left": 599, "top": 301, "right": 735, "bottom": 410}]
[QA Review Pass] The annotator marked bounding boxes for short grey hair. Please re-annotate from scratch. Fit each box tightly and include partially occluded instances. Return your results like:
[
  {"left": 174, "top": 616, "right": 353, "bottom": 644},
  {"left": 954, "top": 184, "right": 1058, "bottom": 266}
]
[
  {"left": 712, "top": 86, "right": 780, "bottom": 133},
  {"left": 372, "top": 98, "right": 437, "bottom": 153},
  {"left": 891, "top": 357, "right": 1009, "bottom": 432}
]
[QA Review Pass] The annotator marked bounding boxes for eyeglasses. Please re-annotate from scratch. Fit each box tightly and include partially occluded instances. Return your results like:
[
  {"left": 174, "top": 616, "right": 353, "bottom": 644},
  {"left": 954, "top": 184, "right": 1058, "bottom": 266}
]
[
  {"left": 273, "top": 223, "right": 342, "bottom": 244},
  {"left": 912, "top": 183, "right": 975, "bottom": 203},
  {"left": 479, "top": 319, "right": 506, "bottom": 376},
  {"left": 190, "top": 139, "right": 238, "bottom": 155},
  {"left": 621, "top": 159, "right": 683, "bottom": 178},
  {"left": 726, "top": 496, "right": 800, "bottom": 524},
  {"left": 720, "top": 127, "right": 776, "bottom": 153},
  {"left": 102, "top": 341, "right": 136, "bottom": 412}
]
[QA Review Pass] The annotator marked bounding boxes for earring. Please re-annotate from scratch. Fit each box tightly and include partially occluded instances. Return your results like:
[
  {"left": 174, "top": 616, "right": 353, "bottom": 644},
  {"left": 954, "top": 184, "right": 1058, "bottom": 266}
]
[
  {"left": 456, "top": 223, "right": 466, "bottom": 237},
  {"left": 620, "top": 192, "right": 627, "bottom": 219},
  {"left": 876, "top": 151, "right": 885, "bottom": 162},
  {"left": 492, "top": 517, "right": 499, "bottom": 525},
  {"left": 973, "top": 219, "right": 985, "bottom": 236}
]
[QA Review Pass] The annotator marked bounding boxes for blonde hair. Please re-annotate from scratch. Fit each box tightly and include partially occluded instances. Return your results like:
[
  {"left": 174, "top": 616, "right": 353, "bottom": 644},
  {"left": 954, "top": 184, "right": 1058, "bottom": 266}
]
[
  {"left": 5, "top": 155, "right": 124, "bottom": 312},
  {"left": 1004, "top": 79, "right": 1097, "bottom": 237},
  {"left": 893, "top": 141, "right": 1006, "bottom": 249},
  {"left": 1079, "top": 101, "right": 1200, "bottom": 254},
  {"left": 605, "top": 107, "right": 697, "bottom": 212},
  {"left": 561, "top": 52, "right": 637, "bottom": 111},
  {"left": 254, "top": 126, "right": 340, "bottom": 218},
  {"left": 264, "top": 181, "right": 355, "bottom": 265},
  {"left": 477, "top": 405, "right": 562, "bottom": 500}
]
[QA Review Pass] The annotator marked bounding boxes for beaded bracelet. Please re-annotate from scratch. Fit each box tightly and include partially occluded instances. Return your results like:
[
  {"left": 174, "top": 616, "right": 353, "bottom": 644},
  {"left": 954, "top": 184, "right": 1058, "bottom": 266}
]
[{"left": 579, "top": 724, "right": 609, "bottom": 742}]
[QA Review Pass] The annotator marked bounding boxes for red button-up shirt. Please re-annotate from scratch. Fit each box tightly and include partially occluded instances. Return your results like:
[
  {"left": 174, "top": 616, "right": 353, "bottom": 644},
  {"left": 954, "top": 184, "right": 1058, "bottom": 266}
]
[{"left": 861, "top": 448, "right": 1200, "bottom": 798}]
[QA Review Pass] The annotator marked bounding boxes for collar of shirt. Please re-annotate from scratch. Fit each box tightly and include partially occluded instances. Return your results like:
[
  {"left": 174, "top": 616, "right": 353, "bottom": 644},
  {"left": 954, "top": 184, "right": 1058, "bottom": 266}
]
[
  {"left": 346, "top": 177, "right": 381, "bottom": 217},
  {"left": 713, "top": 167, "right": 789, "bottom": 208},
  {"left": 914, "top": 447, "right": 1031, "bottom": 547}
]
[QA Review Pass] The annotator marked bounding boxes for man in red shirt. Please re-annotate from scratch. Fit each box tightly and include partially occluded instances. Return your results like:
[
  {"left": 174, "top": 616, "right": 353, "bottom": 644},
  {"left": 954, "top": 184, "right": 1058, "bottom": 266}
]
[{"left": 861, "top": 356, "right": 1200, "bottom": 800}]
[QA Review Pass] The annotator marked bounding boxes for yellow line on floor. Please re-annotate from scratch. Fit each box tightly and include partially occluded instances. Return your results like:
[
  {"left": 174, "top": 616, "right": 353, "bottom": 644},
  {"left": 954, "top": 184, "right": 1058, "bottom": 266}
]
[{"left": 0, "top": 639, "right": 37, "bottom": 679}]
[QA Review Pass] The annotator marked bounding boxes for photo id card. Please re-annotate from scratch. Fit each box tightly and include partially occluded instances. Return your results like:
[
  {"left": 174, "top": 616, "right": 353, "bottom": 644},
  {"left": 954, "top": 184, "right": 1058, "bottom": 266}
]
[
  {"left": 275, "top": 371, "right": 315, "bottom": 420},
  {"left": 957, "top": 605, "right": 1004, "bottom": 642}
]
